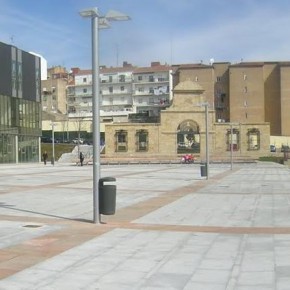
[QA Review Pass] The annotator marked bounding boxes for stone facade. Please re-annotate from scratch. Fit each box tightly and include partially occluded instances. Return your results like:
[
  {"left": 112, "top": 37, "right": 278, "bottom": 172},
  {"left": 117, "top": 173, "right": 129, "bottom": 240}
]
[{"left": 104, "top": 79, "right": 270, "bottom": 161}]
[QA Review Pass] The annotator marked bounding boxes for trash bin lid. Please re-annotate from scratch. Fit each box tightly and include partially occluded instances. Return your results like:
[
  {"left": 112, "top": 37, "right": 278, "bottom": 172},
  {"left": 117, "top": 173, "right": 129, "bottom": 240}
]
[
  {"left": 99, "top": 177, "right": 116, "bottom": 185},
  {"left": 99, "top": 177, "right": 116, "bottom": 182}
]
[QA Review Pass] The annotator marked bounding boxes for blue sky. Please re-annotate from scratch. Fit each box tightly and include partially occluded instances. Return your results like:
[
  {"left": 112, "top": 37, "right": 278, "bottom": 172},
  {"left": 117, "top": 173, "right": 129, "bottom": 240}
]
[{"left": 1, "top": 0, "right": 290, "bottom": 69}]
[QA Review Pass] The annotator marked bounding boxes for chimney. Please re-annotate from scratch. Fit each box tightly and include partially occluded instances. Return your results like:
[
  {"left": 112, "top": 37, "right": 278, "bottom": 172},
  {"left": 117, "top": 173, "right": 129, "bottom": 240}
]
[{"left": 151, "top": 62, "right": 161, "bottom": 67}]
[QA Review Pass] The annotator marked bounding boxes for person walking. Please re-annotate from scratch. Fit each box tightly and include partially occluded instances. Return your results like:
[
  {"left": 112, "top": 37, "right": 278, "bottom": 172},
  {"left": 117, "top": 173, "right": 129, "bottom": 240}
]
[
  {"left": 42, "top": 151, "right": 48, "bottom": 165},
  {"left": 79, "top": 152, "right": 84, "bottom": 166}
]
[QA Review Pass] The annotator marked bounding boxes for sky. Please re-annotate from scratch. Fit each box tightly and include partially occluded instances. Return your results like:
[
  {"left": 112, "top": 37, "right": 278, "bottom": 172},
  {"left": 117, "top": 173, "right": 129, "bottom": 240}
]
[{"left": 1, "top": 0, "right": 290, "bottom": 70}]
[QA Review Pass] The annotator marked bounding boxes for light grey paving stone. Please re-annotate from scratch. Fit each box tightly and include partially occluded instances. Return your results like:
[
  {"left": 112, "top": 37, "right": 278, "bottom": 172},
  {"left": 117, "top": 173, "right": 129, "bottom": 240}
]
[
  {"left": 190, "top": 269, "right": 230, "bottom": 284},
  {"left": 274, "top": 249, "right": 290, "bottom": 266},
  {"left": 240, "top": 251, "right": 275, "bottom": 272},
  {"left": 183, "top": 281, "right": 226, "bottom": 290},
  {"left": 0, "top": 281, "right": 34, "bottom": 290},
  {"left": 237, "top": 271, "right": 275, "bottom": 286},
  {"left": 235, "top": 286, "right": 274, "bottom": 290},
  {"left": 141, "top": 273, "right": 190, "bottom": 289},
  {"left": 276, "top": 277, "right": 290, "bottom": 290},
  {"left": 199, "top": 258, "right": 235, "bottom": 270},
  {"left": 276, "top": 266, "right": 290, "bottom": 278}
]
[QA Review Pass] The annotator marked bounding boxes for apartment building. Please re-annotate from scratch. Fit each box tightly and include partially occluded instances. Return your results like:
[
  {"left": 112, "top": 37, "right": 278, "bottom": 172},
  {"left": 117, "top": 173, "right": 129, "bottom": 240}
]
[
  {"left": 41, "top": 66, "right": 68, "bottom": 114},
  {"left": 67, "top": 68, "right": 92, "bottom": 116},
  {"left": 229, "top": 62, "right": 288, "bottom": 136},
  {"left": 280, "top": 63, "right": 290, "bottom": 136},
  {"left": 0, "top": 41, "right": 41, "bottom": 164},
  {"left": 132, "top": 62, "right": 173, "bottom": 119},
  {"left": 66, "top": 62, "right": 172, "bottom": 123},
  {"left": 174, "top": 61, "right": 290, "bottom": 136},
  {"left": 172, "top": 62, "right": 230, "bottom": 122},
  {"left": 100, "top": 62, "right": 135, "bottom": 122}
]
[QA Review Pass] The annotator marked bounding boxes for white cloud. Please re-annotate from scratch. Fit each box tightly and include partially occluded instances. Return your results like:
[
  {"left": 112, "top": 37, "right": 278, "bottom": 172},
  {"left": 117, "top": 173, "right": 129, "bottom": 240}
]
[{"left": 1, "top": 0, "right": 290, "bottom": 69}]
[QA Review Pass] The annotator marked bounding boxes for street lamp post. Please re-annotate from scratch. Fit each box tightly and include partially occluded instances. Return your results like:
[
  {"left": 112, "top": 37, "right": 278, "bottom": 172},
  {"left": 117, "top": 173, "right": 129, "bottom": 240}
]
[
  {"left": 51, "top": 122, "right": 55, "bottom": 166},
  {"left": 204, "top": 103, "right": 209, "bottom": 179},
  {"left": 230, "top": 123, "right": 233, "bottom": 170},
  {"left": 79, "top": 7, "right": 130, "bottom": 224}
]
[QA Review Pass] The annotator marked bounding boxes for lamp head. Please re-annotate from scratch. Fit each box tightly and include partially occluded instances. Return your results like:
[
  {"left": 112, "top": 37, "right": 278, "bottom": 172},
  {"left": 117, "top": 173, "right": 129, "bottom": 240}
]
[
  {"left": 79, "top": 7, "right": 99, "bottom": 18},
  {"left": 105, "top": 10, "right": 131, "bottom": 21}
]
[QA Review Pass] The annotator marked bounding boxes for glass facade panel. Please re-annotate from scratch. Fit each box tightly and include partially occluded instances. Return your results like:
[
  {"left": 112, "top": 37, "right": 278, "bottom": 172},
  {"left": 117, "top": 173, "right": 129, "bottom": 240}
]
[
  {"left": 0, "top": 95, "right": 41, "bottom": 163},
  {"left": 0, "top": 133, "right": 16, "bottom": 163}
]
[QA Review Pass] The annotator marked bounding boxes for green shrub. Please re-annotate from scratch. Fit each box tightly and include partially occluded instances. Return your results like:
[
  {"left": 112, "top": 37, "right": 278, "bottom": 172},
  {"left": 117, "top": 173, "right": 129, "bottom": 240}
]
[{"left": 259, "top": 156, "right": 284, "bottom": 164}]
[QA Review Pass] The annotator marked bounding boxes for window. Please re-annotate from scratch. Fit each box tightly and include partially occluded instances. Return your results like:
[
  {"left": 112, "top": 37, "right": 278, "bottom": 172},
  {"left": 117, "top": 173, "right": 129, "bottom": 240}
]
[
  {"left": 221, "top": 93, "right": 226, "bottom": 102},
  {"left": 138, "top": 75, "right": 142, "bottom": 81},
  {"left": 149, "top": 75, "right": 154, "bottom": 82},
  {"left": 119, "top": 75, "right": 125, "bottom": 82},
  {"left": 226, "top": 128, "right": 240, "bottom": 151},
  {"left": 149, "top": 87, "right": 154, "bottom": 94},
  {"left": 244, "top": 74, "right": 247, "bottom": 80},
  {"left": 216, "top": 76, "right": 221, "bottom": 82},
  {"left": 120, "top": 86, "right": 124, "bottom": 91},
  {"left": 109, "top": 87, "right": 113, "bottom": 93},
  {"left": 244, "top": 86, "right": 248, "bottom": 93},
  {"left": 195, "top": 76, "right": 198, "bottom": 81},
  {"left": 83, "top": 78, "right": 87, "bottom": 83},
  {"left": 109, "top": 76, "right": 113, "bottom": 82},
  {"left": 115, "top": 130, "right": 128, "bottom": 152},
  {"left": 136, "top": 130, "right": 148, "bottom": 152},
  {"left": 247, "top": 128, "right": 260, "bottom": 150},
  {"left": 83, "top": 88, "right": 87, "bottom": 93}
]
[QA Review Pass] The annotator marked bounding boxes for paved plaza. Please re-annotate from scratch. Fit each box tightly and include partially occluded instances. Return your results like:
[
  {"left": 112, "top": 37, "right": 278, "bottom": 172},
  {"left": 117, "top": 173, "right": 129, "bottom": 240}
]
[{"left": 1, "top": 161, "right": 290, "bottom": 289}]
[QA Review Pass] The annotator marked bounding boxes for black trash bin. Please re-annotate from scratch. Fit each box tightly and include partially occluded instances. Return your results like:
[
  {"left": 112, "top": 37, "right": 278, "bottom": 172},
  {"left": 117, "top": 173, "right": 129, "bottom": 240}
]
[
  {"left": 99, "top": 177, "right": 116, "bottom": 215},
  {"left": 200, "top": 163, "right": 207, "bottom": 177}
]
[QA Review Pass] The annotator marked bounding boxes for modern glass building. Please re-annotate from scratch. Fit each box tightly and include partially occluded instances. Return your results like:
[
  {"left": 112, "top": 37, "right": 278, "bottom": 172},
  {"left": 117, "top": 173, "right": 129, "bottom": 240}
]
[{"left": 0, "top": 41, "right": 41, "bottom": 163}]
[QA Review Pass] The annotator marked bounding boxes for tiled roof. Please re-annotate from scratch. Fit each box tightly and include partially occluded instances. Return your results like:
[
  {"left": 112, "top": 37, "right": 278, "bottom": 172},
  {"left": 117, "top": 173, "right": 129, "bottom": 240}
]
[
  {"left": 100, "top": 66, "right": 136, "bottom": 74},
  {"left": 133, "top": 65, "right": 172, "bottom": 74},
  {"left": 229, "top": 61, "right": 289, "bottom": 68}
]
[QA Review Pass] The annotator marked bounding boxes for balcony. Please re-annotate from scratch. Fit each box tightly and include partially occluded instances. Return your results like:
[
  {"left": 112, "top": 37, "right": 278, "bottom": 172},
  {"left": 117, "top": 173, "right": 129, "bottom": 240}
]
[
  {"left": 133, "top": 77, "right": 169, "bottom": 84},
  {"left": 100, "top": 77, "right": 132, "bottom": 84}
]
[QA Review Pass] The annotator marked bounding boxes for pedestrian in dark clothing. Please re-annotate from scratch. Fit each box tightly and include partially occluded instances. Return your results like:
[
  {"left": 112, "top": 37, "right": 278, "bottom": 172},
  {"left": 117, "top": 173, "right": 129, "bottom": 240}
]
[
  {"left": 79, "top": 152, "right": 84, "bottom": 166},
  {"left": 43, "top": 151, "right": 48, "bottom": 165}
]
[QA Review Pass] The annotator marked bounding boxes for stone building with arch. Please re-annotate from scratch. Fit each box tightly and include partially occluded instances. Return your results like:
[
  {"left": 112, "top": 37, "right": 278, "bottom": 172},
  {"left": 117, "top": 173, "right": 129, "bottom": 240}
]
[{"left": 104, "top": 79, "right": 270, "bottom": 161}]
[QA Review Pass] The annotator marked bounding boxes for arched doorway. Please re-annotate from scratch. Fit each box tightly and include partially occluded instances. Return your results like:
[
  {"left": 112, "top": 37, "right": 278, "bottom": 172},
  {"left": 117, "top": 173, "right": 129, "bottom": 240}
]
[{"left": 177, "top": 120, "right": 200, "bottom": 153}]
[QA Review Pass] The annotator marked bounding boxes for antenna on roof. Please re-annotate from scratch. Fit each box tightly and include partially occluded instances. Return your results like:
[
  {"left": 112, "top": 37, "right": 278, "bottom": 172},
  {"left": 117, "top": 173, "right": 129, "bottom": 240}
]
[{"left": 116, "top": 43, "right": 119, "bottom": 67}]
